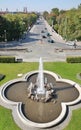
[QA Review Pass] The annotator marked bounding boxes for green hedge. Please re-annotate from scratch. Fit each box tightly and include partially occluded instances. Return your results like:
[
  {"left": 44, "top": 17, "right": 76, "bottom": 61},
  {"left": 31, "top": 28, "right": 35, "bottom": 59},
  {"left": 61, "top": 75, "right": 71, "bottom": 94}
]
[
  {"left": 0, "top": 56, "right": 15, "bottom": 63},
  {"left": 66, "top": 57, "right": 81, "bottom": 63}
]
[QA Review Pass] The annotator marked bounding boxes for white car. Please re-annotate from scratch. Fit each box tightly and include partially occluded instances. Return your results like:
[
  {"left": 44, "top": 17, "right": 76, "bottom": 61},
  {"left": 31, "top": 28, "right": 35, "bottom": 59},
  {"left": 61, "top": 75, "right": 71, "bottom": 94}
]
[{"left": 66, "top": 41, "right": 75, "bottom": 46}]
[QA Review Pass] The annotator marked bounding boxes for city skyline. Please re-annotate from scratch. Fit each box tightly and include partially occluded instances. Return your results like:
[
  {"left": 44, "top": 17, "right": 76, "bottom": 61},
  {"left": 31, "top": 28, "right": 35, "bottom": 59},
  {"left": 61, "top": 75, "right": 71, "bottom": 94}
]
[{"left": 0, "top": 0, "right": 81, "bottom": 12}]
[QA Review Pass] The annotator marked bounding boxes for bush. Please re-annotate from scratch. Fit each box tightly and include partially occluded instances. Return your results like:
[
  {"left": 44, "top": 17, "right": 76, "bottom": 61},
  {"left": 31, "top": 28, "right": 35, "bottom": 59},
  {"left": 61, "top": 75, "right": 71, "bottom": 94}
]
[
  {"left": 0, "top": 74, "right": 5, "bottom": 81},
  {"left": 15, "top": 58, "right": 23, "bottom": 63},
  {"left": 66, "top": 57, "right": 81, "bottom": 63},
  {"left": 0, "top": 56, "right": 15, "bottom": 63}
]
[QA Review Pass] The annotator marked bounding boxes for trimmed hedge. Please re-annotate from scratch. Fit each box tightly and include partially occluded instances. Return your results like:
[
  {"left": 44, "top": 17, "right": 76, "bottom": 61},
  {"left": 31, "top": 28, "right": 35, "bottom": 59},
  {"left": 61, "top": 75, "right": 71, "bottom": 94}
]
[
  {"left": 66, "top": 56, "right": 81, "bottom": 63},
  {"left": 0, "top": 56, "right": 15, "bottom": 63}
]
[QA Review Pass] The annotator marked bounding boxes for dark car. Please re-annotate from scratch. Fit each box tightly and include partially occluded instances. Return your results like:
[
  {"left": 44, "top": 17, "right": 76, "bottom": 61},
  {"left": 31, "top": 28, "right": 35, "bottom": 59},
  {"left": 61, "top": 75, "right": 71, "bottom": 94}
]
[
  {"left": 45, "top": 27, "right": 47, "bottom": 30},
  {"left": 48, "top": 39, "right": 54, "bottom": 43},
  {"left": 41, "top": 30, "right": 45, "bottom": 33},
  {"left": 42, "top": 35, "right": 47, "bottom": 38},
  {"left": 47, "top": 33, "right": 51, "bottom": 37}
]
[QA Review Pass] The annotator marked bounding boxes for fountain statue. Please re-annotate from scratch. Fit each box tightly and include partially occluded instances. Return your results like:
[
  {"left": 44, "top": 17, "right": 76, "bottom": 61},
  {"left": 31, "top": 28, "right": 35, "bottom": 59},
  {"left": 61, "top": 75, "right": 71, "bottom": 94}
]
[{"left": 28, "top": 57, "right": 55, "bottom": 102}]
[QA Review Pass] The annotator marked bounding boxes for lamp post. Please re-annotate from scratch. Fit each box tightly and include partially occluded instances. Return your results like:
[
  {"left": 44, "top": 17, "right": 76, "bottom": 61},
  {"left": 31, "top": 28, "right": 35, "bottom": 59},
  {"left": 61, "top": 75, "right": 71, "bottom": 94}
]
[
  {"left": 65, "top": 17, "right": 68, "bottom": 41},
  {"left": 4, "top": 30, "right": 7, "bottom": 42},
  {"left": 52, "top": 20, "right": 54, "bottom": 28}
]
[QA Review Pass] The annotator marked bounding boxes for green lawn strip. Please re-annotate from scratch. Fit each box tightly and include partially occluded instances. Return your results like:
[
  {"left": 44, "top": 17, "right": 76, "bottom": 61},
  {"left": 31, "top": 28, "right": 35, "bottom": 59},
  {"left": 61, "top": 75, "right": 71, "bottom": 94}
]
[
  {"left": 63, "top": 108, "right": 81, "bottom": 130},
  {"left": 44, "top": 62, "right": 81, "bottom": 83},
  {"left": 0, "top": 62, "right": 81, "bottom": 130},
  {"left": 0, "top": 62, "right": 38, "bottom": 85},
  {"left": 0, "top": 106, "right": 20, "bottom": 130}
]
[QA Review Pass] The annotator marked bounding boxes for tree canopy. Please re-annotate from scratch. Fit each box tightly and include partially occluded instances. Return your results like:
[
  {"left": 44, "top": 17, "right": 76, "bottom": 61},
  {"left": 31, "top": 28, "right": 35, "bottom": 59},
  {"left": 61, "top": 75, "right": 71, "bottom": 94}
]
[
  {"left": 0, "top": 13, "right": 38, "bottom": 42},
  {"left": 43, "top": 4, "right": 81, "bottom": 41}
]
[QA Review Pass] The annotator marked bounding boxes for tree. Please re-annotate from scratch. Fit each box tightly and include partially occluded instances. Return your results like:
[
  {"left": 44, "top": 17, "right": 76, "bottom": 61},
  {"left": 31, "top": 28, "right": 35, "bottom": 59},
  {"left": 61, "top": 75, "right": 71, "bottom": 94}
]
[
  {"left": 78, "top": 3, "right": 81, "bottom": 10},
  {"left": 0, "top": 13, "right": 38, "bottom": 42},
  {"left": 59, "top": 10, "right": 66, "bottom": 15},
  {"left": 43, "top": 11, "right": 49, "bottom": 19},
  {"left": 51, "top": 8, "right": 59, "bottom": 16},
  {"left": 0, "top": 16, "right": 9, "bottom": 41}
]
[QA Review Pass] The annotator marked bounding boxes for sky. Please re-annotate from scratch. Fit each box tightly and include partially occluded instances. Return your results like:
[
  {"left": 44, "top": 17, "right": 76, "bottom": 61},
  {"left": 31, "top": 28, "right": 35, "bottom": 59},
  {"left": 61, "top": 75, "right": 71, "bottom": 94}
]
[{"left": 0, "top": 0, "right": 81, "bottom": 12}]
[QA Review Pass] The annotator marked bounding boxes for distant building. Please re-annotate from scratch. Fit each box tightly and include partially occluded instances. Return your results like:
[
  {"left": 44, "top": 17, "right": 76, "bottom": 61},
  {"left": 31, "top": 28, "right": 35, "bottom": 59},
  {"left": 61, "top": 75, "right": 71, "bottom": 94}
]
[
  {"left": 23, "top": 7, "right": 28, "bottom": 13},
  {"left": 0, "top": 7, "right": 28, "bottom": 15},
  {"left": 0, "top": 11, "right": 6, "bottom": 15},
  {"left": 6, "top": 8, "right": 9, "bottom": 13}
]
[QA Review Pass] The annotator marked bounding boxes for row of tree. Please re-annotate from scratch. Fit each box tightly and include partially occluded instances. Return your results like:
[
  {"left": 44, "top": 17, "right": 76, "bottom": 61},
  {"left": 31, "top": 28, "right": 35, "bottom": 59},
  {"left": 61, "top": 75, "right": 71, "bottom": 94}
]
[
  {"left": 0, "top": 13, "right": 38, "bottom": 42},
  {"left": 43, "top": 4, "right": 81, "bottom": 41}
]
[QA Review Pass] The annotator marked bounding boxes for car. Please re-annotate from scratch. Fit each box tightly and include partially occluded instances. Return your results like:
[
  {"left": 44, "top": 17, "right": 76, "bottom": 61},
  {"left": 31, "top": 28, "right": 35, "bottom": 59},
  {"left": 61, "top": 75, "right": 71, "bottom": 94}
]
[
  {"left": 42, "top": 35, "right": 47, "bottom": 38},
  {"left": 41, "top": 30, "right": 44, "bottom": 33},
  {"left": 47, "top": 33, "right": 51, "bottom": 37},
  {"left": 51, "top": 40, "right": 54, "bottom": 43},
  {"left": 45, "top": 27, "right": 47, "bottom": 30},
  {"left": 48, "top": 39, "right": 54, "bottom": 43},
  {"left": 66, "top": 41, "right": 75, "bottom": 46},
  {"left": 36, "top": 21, "right": 39, "bottom": 24}
]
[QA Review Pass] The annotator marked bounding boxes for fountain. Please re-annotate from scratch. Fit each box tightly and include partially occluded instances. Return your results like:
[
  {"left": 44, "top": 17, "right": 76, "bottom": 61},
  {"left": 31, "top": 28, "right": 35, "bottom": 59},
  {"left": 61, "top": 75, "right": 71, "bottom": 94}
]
[
  {"left": 0, "top": 57, "right": 81, "bottom": 130},
  {"left": 28, "top": 57, "right": 55, "bottom": 102}
]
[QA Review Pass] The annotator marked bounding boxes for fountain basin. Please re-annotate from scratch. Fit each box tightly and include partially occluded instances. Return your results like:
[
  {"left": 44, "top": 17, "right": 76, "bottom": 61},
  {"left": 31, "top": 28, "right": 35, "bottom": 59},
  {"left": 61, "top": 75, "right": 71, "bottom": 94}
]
[{"left": 0, "top": 70, "right": 81, "bottom": 129}]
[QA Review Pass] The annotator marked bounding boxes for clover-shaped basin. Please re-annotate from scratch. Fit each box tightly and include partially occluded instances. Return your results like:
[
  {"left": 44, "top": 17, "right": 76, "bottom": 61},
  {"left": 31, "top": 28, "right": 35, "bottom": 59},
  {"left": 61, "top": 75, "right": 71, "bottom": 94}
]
[{"left": 0, "top": 70, "right": 81, "bottom": 129}]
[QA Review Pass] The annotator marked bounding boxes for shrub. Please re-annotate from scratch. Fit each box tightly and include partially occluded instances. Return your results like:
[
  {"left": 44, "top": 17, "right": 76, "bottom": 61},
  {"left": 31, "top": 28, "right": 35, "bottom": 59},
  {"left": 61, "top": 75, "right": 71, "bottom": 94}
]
[
  {"left": 0, "top": 74, "right": 5, "bottom": 81},
  {"left": 15, "top": 58, "right": 23, "bottom": 63},
  {"left": 66, "top": 57, "right": 81, "bottom": 63},
  {"left": 0, "top": 56, "right": 15, "bottom": 63}
]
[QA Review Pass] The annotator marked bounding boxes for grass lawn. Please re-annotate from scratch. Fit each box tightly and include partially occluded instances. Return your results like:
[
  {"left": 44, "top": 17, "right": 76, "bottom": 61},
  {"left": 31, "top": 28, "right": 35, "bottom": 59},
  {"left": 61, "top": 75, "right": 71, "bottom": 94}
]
[{"left": 0, "top": 62, "right": 81, "bottom": 130}]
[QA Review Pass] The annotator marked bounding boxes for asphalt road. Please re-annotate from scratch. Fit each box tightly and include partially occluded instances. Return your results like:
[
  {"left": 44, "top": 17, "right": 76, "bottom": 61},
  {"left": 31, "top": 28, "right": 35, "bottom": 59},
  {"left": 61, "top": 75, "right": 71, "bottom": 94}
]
[{"left": 0, "top": 17, "right": 81, "bottom": 62}]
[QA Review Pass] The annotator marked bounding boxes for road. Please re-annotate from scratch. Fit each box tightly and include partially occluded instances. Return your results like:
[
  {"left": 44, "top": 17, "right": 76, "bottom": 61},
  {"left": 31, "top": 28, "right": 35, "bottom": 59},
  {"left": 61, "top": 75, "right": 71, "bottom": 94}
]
[{"left": 0, "top": 17, "right": 81, "bottom": 62}]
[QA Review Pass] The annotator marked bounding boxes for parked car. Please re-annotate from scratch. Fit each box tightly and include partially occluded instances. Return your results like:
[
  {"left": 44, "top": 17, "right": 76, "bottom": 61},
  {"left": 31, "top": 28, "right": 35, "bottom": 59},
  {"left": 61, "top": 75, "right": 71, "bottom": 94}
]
[
  {"left": 48, "top": 39, "right": 54, "bottom": 43},
  {"left": 41, "top": 30, "right": 45, "bottom": 33},
  {"left": 47, "top": 33, "right": 51, "bottom": 37},
  {"left": 42, "top": 35, "right": 47, "bottom": 38},
  {"left": 66, "top": 41, "right": 75, "bottom": 46},
  {"left": 45, "top": 27, "right": 47, "bottom": 30}
]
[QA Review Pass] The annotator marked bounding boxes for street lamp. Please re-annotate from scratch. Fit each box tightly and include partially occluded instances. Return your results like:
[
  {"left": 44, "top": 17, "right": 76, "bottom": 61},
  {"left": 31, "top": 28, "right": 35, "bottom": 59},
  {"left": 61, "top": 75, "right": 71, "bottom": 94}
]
[
  {"left": 64, "top": 17, "right": 68, "bottom": 40},
  {"left": 4, "top": 30, "right": 7, "bottom": 42},
  {"left": 52, "top": 20, "right": 54, "bottom": 29}
]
